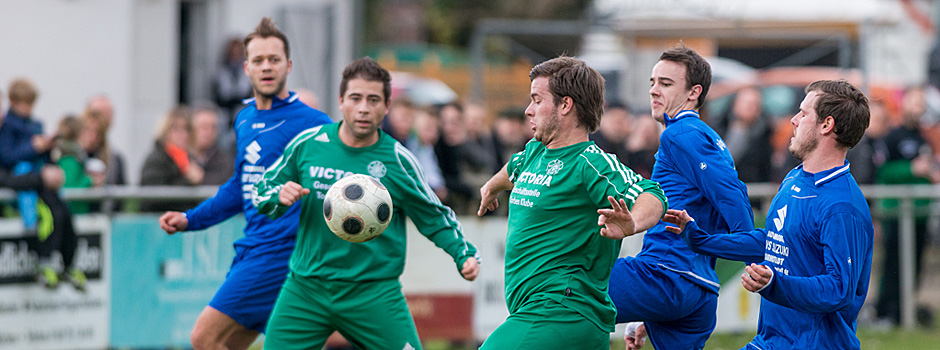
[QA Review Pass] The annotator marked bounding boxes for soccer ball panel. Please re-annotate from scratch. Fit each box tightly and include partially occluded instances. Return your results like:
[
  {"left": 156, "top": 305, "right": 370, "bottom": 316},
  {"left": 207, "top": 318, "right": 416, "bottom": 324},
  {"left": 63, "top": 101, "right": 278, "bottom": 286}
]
[{"left": 322, "top": 174, "right": 394, "bottom": 243}]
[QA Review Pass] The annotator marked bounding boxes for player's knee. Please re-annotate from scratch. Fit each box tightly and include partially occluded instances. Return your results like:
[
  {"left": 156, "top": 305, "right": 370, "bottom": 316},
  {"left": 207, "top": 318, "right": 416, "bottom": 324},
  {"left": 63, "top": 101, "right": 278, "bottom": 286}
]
[{"left": 190, "top": 326, "right": 222, "bottom": 350}]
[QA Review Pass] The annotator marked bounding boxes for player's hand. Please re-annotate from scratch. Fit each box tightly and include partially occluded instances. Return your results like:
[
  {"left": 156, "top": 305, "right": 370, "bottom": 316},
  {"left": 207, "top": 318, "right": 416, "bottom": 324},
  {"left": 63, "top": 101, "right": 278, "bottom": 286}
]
[
  {"left": 460, "top": 257, "right": 480, "bottom": 281},
  {"left": 477, "top": 183, "right": 500, "bottom": 216},
  {"left": 742, "top": 263, "right": 773, "bottom": 292},
  {"left": 159, "top": 211, "right": 189, "bottom": 234},
  {"left": 663, "top": 209, "right": 693, "bottom": 235},
  {"left": 624, "top": 322, "right": 647, "bottom": 350},
  {"left": 597, "top": 196, "right": 635, "bottom": 239},
  {"left": 279, "top": 181, "right": 310, "bottom": 206}
]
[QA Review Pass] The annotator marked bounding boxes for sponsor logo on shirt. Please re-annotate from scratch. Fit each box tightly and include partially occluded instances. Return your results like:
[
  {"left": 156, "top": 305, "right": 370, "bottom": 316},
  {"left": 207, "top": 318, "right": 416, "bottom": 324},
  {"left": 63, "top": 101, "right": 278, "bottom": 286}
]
[
  {"left": 368, "top": 160, "right": 387, "bottom": 178},
  {"left": 716, "top": 139, "right": 726, "bottom": 151},
  {"left": 773, "top": 205, "right": 787, "bottom": 231},
  {"left": 546, "top": 159, "right": 563, "bottom": 175},
  {"left": 252, "top": 123, "right": 265, "bottom": 129},
  {"left": 245, "top": 141, "right": 262, "bottom": 164}
]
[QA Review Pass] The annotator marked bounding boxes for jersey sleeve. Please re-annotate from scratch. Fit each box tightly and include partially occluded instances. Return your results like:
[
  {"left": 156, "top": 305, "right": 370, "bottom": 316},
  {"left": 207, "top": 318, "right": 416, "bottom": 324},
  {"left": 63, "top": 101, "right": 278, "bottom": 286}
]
[
  {"left": 251, "top": 133, "right": 306, "bottom": 219},
  {"left": 663, "top": 130, "right": 754, "bottom": 233},
  {"left": 184, "top": 173, "right": 242, "bottom": 231},
  {"left": 505, "top": 139, "right": 537, "bottom": 182},
  {"left": 392, "top": 143, "right": 480, "bottom": 271},
  {"left": 680, "top": 220, "right": 766, "bottom": 262},
  {"left": 581, "top": 150, "right": 666, "bottom": 214},
  {"left": 759, "top": 206, "right": 872, "bottom": 313}
]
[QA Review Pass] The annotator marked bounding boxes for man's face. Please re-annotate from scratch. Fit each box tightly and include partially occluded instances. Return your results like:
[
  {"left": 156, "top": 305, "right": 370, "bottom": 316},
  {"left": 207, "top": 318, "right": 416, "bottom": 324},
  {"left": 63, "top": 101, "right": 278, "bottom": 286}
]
[
  {"left": 526, "top": 76, "right": 561, "bottom": 144},
  {"left": 650, "top": 60, "right": 695, "bottom": 122},
  {"left": 243, "top": 37, "right": 291, "bottom": 99},
  {"left": 789, "top": 91, "right": 822, "bottom": 161},
  {"left": 340, "top": 78, "right": 388, "bottom": 140}
]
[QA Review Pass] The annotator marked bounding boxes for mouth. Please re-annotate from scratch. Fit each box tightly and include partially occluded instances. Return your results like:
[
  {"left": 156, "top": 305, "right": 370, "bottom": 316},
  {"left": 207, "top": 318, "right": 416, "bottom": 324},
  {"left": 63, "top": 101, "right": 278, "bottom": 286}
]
[{"left": 260, "top": 77, "right": 275, "bottom": 84}]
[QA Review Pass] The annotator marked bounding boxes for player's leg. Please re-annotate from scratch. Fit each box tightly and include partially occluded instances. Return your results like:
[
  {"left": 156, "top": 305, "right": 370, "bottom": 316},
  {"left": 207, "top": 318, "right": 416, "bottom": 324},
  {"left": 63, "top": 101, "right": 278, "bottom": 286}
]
[
  {"left": 198, "top": 242, "right": 293, "bottom": 349},
  {"left": 333, "top": 278, "right": 422, "bottom": 350},
  {"left": 643, "top": 287, "right": 717, "bottom": 350},
  {"left": 263, "top": 273, "right": 335, "bottom": 350},
  {"left": 190, "top": 306, "right": 258, "bottom": 350},
  {"left": 480, "top": 299, "right": 608, "bottom": 350},
  {"left": 609, "top": 257, "right": 685, "bottom": 323}
]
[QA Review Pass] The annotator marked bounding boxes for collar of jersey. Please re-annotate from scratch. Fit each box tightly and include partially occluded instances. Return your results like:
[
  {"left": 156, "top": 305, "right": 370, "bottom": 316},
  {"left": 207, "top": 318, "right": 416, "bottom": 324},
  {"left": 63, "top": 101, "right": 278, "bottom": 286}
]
[
  {"left": 796, "top": 160, "right": 851, "bottom": 186},
  {"left": 333, "top": 121, "right": 387, "bottom": 153},
  {"left": 241, "top": 91, "right": 299, "bottom": 109},
  {"left": 664, "top": 110, "right": 699, "bottom": 127}
]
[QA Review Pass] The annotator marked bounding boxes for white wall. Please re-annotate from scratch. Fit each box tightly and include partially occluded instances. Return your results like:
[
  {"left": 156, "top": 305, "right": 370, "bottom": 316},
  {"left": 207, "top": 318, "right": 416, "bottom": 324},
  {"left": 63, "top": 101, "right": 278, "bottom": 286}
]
[{"left": 0, "top": 0, "right": 355, "bottom": 185}]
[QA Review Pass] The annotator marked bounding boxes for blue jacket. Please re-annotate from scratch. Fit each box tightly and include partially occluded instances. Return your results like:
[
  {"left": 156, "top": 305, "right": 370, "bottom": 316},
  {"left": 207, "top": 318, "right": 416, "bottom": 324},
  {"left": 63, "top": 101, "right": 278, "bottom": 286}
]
[
  {"left": 184, "top": 92, "right": 333, "bottom": 249},
  {"left": 636, "top": 110, "right": 754, "bottom": 294},
  {"left": 682, "top": 162, "right": 873, "bottom": 350},
  {"left": 0, "top": 110, "right": 44, "bottom": 169}
]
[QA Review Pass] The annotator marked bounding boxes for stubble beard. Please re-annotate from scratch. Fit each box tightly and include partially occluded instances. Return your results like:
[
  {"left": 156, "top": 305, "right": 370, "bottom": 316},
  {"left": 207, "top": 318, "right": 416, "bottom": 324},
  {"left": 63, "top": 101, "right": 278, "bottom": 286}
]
[
  {"left": 789, "top": 134, "right": 818, "bottom": 161},
  {"left": 534, "top": 107, "right": 560, "bottom": 144}
]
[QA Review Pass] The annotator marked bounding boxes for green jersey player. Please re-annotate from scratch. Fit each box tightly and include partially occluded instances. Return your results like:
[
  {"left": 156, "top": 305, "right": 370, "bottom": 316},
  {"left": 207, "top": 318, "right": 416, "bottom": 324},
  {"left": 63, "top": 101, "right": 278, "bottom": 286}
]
[
  {"left": 252, "top": 57, "right": 480, "bottom": 350},
  {"left": 478, "top": 56, "right": 667, "bottom": 349}
]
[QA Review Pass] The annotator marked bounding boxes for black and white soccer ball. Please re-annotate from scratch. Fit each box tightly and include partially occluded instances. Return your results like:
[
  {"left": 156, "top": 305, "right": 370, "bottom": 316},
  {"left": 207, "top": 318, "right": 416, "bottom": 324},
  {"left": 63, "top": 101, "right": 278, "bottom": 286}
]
[{"left": 323, "top": 174, "right": 393, "bottom": 243}]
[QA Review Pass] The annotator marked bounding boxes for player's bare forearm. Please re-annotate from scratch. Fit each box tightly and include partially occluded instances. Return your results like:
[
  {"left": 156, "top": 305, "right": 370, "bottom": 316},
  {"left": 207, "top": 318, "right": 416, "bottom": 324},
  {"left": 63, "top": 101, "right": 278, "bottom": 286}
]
[
  {"left": 631, "top": 192, "right": 665, "bottom": 233},
  {"left": 478, "top": 163, "right": 513, "bottom": 216}
]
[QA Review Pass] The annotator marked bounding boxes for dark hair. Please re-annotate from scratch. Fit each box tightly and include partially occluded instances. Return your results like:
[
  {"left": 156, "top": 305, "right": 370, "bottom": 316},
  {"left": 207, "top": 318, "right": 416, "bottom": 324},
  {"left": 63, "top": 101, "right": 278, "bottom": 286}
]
[
  {"left": 529, "top": 56, "right": 605, "bottom": 132},
  {"left": 244, "top": 17, "right": 290, "bottom": 59},
  {"left": 340, "top": 57, "right": 391, "bottom": 104},
  {"left": 659, "top": 44, "right": 711, "bottom": 109},
  {"left": 804, "top": 80, "right": 870, "bottom": 149}
]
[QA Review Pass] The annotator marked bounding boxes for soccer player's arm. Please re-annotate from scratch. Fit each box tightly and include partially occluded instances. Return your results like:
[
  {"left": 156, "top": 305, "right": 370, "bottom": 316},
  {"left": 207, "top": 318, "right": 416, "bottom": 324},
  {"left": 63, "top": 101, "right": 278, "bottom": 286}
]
[
  {"left": 479, "top": 141, "right": 530, "bottom": 215},
  {"left": 393, "top": 144, "right": 480, "bottom": 273},
  {"left": 758, "top": 205, "right": 871, "bottom": 313},
  {"left": 666, "top": 131, "right": 764, "bottom": 261},
  {"left": 183, "top": 173, "right": 243, "bottom": 231},
  {"left": 252, "top": 137, "right": 305, "bottom": 220},
  {"left": 582, "top": 151, "right": 666, "bottom": 232}
]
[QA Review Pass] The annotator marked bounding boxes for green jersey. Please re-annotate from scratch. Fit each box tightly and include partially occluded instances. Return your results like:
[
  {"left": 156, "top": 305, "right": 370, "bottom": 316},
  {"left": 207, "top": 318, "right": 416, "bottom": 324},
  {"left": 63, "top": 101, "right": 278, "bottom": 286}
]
[
  {"left": 253, "top": 122, "right": 479, "bottom": 281},
  {"left": 504, "top": 140, "right": 666, "bottom": 332}
]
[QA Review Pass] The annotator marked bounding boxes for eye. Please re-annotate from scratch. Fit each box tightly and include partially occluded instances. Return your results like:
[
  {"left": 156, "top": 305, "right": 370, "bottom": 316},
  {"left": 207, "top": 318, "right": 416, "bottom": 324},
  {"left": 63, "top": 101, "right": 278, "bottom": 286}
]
[{"left": 368, "top": 96, "right": 381, "bottom": 103}]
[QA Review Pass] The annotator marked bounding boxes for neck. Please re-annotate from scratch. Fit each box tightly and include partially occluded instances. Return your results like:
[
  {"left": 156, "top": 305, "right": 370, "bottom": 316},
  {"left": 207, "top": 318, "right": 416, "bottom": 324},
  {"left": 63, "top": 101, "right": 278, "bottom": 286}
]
[
  {"left": 666, "top": 104, "right": 698, "bottom": 119},
  {"left": 545, "top": 129, "right": 589, "bottom": 149},
  {"left": 800, "top": 146, "right": 847, "bottom": 173},
  {"left": 254, "top": 89, "right": 290, "bottom": 110},
  {"left": 338, "top": 122, "right": 380, "bottom": 148}
]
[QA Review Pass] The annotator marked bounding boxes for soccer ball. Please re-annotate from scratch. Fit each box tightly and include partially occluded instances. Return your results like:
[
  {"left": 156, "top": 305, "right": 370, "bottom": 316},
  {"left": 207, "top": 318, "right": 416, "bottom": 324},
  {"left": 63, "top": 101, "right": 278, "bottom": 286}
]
[{"left": 322, "top": 174, "right": 393, "bottom": 243}]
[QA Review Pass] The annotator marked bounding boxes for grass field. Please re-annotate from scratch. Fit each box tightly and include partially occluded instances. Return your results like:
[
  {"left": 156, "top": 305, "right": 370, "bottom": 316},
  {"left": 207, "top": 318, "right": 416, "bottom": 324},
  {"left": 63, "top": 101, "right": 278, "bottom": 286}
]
[{"left": 602, "top": 327, "right": 940, "bottom": 350}]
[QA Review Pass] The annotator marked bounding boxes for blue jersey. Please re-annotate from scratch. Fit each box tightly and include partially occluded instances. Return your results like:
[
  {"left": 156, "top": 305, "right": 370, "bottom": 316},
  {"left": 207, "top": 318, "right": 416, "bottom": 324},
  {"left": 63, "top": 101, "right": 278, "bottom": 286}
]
[
  {"left": 636, "top": 110, "right": 754, "bottom": 294},
  {"left": 184, "top": 92, "right": 333, "bottom": 249},
  {"left": 682, "top": 162, "right": 873, "bottom": 350}
]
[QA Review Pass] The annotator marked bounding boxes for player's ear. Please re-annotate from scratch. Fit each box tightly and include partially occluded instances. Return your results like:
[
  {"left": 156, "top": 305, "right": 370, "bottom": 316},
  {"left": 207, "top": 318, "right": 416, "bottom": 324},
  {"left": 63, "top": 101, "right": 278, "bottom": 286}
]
[
  {"left": 820, "top": 115, "right": 836, "bottom": 135},
  {"left": 688, "top": 84, "right": 702, "bottom": 103},
  {"left": 559, "top": 96, "right": 574, "bottom": 116},
  {"left": 286, "top": 59, "right": 292, "bottom": 74}
]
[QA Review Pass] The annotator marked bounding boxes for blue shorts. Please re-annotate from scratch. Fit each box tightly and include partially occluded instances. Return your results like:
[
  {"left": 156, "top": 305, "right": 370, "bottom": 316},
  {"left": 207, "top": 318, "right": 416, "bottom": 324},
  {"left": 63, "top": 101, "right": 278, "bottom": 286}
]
[
  {"left": 608, "top": 257, "right": 717, "bottom": 350},
  {"left": 209, "top": 240, "right": 293, "bottom": 333}
]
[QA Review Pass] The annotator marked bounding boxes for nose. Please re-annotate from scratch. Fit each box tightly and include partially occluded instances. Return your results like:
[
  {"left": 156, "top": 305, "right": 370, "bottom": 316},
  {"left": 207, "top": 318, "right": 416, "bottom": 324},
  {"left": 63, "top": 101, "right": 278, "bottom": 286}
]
[
  {"left": 790, "top": 113, "right": 799, "bottom": 127},
  {"left": 524, "top": 103, "right": 535, "bottom": 118},
  {"left": 649, "top": 83, "right": 658, "bottom": 96}
]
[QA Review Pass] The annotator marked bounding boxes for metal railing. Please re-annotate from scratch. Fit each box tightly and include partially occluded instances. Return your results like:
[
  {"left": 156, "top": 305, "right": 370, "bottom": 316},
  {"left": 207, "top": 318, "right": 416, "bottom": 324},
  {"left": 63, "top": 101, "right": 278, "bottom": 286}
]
[{"left": 1, "top": 183, "right": 939, "bottom": 328}]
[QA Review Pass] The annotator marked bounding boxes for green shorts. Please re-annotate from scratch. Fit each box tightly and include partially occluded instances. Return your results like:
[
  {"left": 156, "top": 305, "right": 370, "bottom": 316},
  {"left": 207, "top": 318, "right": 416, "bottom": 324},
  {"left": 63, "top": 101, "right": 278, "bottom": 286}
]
[
  {"left": 264, "top": 272, "right": 422, "bottom": 350},
  {"left": 480, "top": 298, "right": 609, "bottom": 350}
]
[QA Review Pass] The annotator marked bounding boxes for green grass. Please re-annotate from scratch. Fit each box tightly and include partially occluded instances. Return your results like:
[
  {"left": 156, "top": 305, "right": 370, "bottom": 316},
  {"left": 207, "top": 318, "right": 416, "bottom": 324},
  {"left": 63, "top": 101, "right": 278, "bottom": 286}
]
[{"left": 605, "top": 327, "right": 940, "bottom": 350}]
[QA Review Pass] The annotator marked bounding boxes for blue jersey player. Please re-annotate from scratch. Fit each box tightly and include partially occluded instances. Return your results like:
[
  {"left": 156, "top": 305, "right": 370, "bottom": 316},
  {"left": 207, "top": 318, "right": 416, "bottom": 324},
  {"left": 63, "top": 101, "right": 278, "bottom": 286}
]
[
  {"left": 609, "top": 45, "right": 755, "bottom": 350},
  {"left": 666, "top": 80, "right": 874, "bottom": 350},
  {"left": 158, "top": 18, "right": 332, "bottom": 350}
]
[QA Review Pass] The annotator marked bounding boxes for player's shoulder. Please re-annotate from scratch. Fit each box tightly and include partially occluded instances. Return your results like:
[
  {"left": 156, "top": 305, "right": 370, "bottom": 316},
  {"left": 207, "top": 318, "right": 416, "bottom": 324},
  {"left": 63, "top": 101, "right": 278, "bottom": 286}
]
[
  {"left": 284, "top": 123, "right": 334, "bottom": 150},
  {"left": 578, "top": 143, "right": 625, "bottom": 172}
]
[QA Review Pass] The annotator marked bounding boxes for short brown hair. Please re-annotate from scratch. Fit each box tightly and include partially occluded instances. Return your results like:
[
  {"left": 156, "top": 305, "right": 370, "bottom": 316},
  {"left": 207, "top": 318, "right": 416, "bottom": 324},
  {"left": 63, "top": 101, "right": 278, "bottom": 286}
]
[
  {"left": 529, "top": 56, "right": 605, "bottom": 132},
  {"left": 340, "top": 57, "right": 391, "bottom": 104},
  {"left": 244, "top": 17, "right": 290, "bottom": 59},
  {"left": 659, "top": 44, "right": 711, "bottom": 109},
  {"left": 8, "top": 78, "right": 38, "bottom": 105},
  {"left": 805, "top": 80, "right": 870, "bottom": 149}
]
